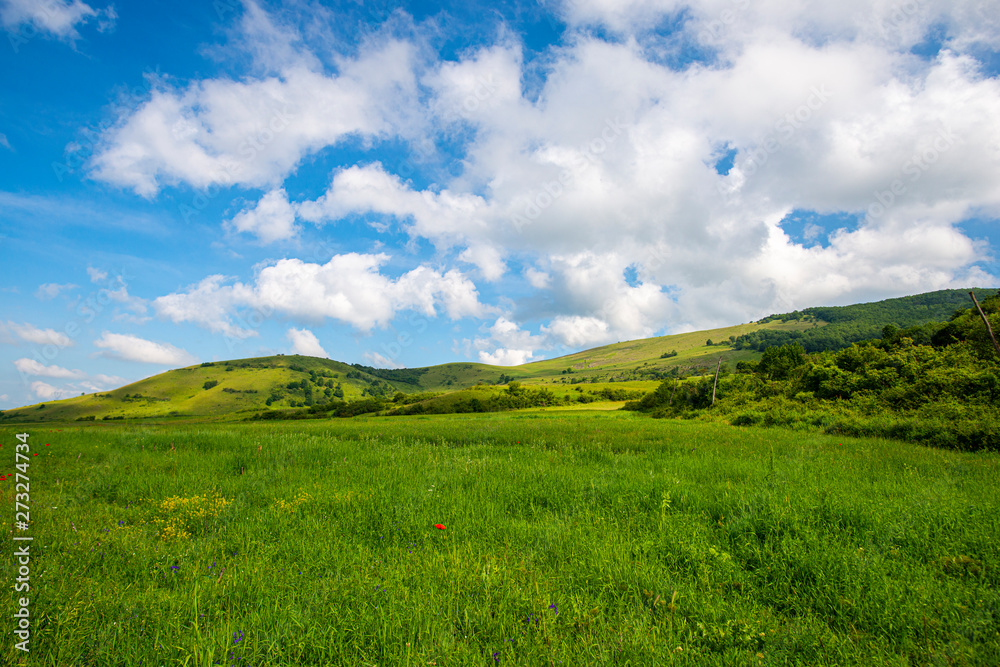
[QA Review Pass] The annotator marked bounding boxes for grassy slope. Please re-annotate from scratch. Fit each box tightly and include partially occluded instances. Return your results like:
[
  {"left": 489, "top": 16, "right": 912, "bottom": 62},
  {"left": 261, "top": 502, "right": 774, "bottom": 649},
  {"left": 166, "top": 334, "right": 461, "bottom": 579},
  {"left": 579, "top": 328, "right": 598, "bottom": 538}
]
[
  {"left": 409, "top": 320, "right": 814, "bottom": 391},
  {"left": 4, "top": 355, "right": 417, "bottom": 422}
]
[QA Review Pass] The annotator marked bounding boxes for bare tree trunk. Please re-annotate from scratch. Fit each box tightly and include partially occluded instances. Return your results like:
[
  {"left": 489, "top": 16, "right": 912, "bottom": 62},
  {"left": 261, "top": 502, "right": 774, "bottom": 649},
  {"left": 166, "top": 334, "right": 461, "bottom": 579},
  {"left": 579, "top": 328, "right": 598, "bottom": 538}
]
[
  {"left": 711, "top": 358, "right": 722, "bottom": 406},
  {"left": 969, "top": 292, "right": 1000, "bottom": 358},
  {"left": 669, "top": 379, "right": 678, "bottom": 405}
]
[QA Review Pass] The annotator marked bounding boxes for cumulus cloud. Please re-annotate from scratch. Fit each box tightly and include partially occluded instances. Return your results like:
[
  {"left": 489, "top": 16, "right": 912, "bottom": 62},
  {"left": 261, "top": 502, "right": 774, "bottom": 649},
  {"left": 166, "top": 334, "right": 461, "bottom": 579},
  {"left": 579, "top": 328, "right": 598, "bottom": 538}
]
[
  {"left": 458, "top": 245, "right": 506, "bottom": 281},
  {"left": 30, "top": 381, "right": 77, "bottom": 401},
  {"left": 154, "top": 253, "right": 487, "bottom": 334},
  {"left": 286, "top": 327, "right": 329, "bottom": 358},
  {"left": 87, "top": 266, "right": 108, "bottom": 282},
  {"left": 0, "top": 0, "right": 115, "bottom": 40},
  {"left": 4, "top": 321, "right": 74, "bottom": 347},
  {"left": 297, "top": 162, "right": 493, "bottom": 249},
  {"left": 478, "top": 348, "right": 535, "bottom": 366},
  {"left": 89, "top": 18, "right": 423, "bottom": 197},
  {"left": 35, "top": 282, "right": 78, "bottom": 300},
  {"left": 542, "top": 315, "right": 612, "bottom": 349},
  {"left": 363, "top": 350, "right": 404, "bottom": 369},
  {"left": 153, "top": 275, "right": 258, "bottom": 339},
  {"left": 92, "top": 2, "right": 1000, "bottom": 359},
  {"left": 227, "top": 188, "right": 298, "bottom": 243},
  {"left": 13, "top": 358, "right": 85, "bottom": 379},
  {"left": 93, "top": 332, "right": 198, "bottom": 366},
  {"left": 474, "top": 317, "right": 547, "bottom": 366},
  {"left": 561, "top": 0, "right": 1000, "bottom": 55}
]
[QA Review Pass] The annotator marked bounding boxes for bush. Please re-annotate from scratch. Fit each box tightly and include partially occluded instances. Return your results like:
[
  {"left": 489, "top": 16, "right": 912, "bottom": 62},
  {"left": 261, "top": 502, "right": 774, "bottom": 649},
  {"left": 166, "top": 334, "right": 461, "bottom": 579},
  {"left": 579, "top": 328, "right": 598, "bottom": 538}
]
[{"left": 203, "top": 380, "right": 219, "bottom": 390}]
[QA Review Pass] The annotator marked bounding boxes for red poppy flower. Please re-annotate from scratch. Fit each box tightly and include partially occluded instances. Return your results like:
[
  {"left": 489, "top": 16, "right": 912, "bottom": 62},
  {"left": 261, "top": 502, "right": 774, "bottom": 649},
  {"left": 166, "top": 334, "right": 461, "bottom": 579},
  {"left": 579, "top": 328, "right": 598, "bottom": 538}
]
[
  {"left": 434, "top": 524, "right": 446, "bottom": 530},
  {"left": 33, "top": 453, "right": 38, "bottom": 456},
  {"left": 46, "top": 444, "right": 50, "bottom": 447}
]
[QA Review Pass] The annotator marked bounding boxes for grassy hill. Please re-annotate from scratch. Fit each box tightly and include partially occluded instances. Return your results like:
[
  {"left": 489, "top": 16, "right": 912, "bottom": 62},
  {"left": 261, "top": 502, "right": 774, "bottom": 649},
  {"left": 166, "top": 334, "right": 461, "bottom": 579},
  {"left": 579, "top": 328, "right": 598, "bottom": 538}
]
[
  {"left": 2, "top": 288, "right": 992, "bottom": 423},
  {"left": 2, "top": 356, "right": 417, "bottom": 423}
]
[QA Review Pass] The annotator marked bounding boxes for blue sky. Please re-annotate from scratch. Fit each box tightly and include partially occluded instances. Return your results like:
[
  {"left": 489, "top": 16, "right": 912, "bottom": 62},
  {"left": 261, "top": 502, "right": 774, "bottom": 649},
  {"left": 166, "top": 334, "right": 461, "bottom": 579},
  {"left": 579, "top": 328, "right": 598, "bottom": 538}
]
[{"left": 2, "top": 0, "right": 999, "bottom": 408}]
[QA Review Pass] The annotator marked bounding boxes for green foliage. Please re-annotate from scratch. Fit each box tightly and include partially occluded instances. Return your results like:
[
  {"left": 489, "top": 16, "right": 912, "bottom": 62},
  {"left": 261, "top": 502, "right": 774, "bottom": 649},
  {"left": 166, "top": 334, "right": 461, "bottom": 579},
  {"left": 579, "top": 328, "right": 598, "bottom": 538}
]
[
  {"left": 203, "top": 380, "right": 219, "bottom": 390},
  {"left": 734, "top": 288, "right": 996, "bottom": 353},
  {"left": 757, "top": 343, "right": 806, "bottom": 380},
  {"left": 349, "top": 363, "right": 428, "bottom": 386},
  {"left": 629, "top": 297, "right": 1000, "bottom": 450}
]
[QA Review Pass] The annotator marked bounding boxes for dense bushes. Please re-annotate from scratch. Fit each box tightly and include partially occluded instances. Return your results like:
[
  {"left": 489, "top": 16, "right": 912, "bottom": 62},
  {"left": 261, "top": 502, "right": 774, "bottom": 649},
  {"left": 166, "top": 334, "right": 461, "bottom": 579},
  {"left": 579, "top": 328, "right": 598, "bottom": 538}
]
[
  {"left": 628, "top": 293, "right": 1000, "bottom": 451},
  {"left": 731, "top": 288, "right": 993, "bottom": 353},
  {"left": 390, "top": 382, "right": 559, "bottom": 416}
]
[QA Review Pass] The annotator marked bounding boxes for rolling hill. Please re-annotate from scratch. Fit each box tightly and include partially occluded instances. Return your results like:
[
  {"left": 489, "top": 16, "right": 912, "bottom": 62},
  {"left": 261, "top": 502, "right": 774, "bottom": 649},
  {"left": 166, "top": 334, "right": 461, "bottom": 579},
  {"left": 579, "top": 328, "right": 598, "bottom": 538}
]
[{"left": 2, "top": 288, "right": 993, "bottom": 423}]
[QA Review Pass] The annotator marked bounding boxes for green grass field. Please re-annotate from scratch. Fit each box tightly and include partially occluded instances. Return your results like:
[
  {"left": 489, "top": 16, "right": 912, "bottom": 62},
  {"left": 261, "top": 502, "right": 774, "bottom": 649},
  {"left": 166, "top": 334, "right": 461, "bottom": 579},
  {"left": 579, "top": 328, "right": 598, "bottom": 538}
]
[{"left": 2, "top": 413, "right": 998, "bottom": 665}]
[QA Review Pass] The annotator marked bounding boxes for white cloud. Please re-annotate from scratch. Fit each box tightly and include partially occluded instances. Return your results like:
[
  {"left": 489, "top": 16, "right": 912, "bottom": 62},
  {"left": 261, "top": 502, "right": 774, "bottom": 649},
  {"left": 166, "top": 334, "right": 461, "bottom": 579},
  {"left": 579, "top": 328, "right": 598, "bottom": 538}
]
[
  {"left": 524, "top": 268, "right": 550, "bottom": 289},
  {"left": 297, "top": 162, "right": 493, "bottom": 249},
  {"left": 30, "top": 381, "right": 77, "bottom": 401},
  {"left": 0, "top": 133, "right": 11, "bottom": 151},
  {"left": 87, "top": 266, "right": 108, "bottom": 283},
  {"left": 5, "top": 321, "right": 74, "bottom": 347},
  {"left": 35, "top": 282, "right": 78, "bottom": 300},
  {"left": 153, "top": 275, "right": 258, "bottom": 339},
  {"left": 561, "top": 0, "right": 1000, "bottom": 54},
  {"left": 154, "top": 254, "right": 487, "bottom": 334},
  {"left": 91, "top": 373, "right": 127, "bottom": 387},
  {"left": 458, "top": 245, "right": 506, "bottom": 281},
  {"left": 93, "top": 332, "right": 198, "bottom": 366},
  {"left": 85, "top": 2, "right": 1000, "bottom": 350},
  {"left": 542, "top": 315, "right": 612, "bottom": 348},
  {"left": 90, "top": 30, "right": 423, "bottom": 197},
  {"left": 228, "top": 188, "right": 298, "bottom": 243},
  {"left": 286, "top": 327, "right": 329, "bottom": 358},
  {"left": 13, "top": 358, "right": 85, "bottom": 379},
  {"left": 474, "top": 317, "right": 547, "bottom": 366},
  {"left": 0, "top": 0, "right": 114, "bottom": 40},
  {"left": 478, "top": 348, "right": 535, "bottom": 366},
  {"left": 363, "top": 350, "right": 404, "bottom": 369}
]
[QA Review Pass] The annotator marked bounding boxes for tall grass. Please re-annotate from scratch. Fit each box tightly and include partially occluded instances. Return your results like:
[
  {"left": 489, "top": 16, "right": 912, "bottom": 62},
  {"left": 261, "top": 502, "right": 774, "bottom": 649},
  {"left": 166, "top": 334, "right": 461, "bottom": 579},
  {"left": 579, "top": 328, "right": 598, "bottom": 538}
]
[{"left": 2, "top": 413, "right": 998, "bottom": 665}]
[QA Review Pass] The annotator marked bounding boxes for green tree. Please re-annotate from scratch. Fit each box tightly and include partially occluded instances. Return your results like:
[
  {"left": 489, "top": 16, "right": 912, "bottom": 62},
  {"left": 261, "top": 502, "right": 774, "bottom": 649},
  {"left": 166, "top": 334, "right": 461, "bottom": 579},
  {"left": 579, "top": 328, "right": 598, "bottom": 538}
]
[{"left": 757, "top": 343, "right": 807, "bottom": 380}]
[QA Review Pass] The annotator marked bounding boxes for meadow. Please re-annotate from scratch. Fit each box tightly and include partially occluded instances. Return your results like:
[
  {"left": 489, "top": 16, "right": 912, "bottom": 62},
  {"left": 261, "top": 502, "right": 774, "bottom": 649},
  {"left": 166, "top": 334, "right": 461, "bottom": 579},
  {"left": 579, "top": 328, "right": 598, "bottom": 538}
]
[{"left": 2, "top": 412, "right": 998, "bottom": 665}]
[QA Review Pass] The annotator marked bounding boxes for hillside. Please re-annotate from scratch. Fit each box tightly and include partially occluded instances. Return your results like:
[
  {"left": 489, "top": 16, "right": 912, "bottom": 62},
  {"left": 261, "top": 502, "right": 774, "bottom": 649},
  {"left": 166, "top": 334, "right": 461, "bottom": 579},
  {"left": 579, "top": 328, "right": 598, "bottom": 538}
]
[
  {"left": 1, "top": 356, "right": 414, "bottom": 423},
  {"left": 732, "top": 288, "right": 996, "bottom": 352},
  {"left": 2, "top": 288, "right": 993, "bottom": 423}
]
